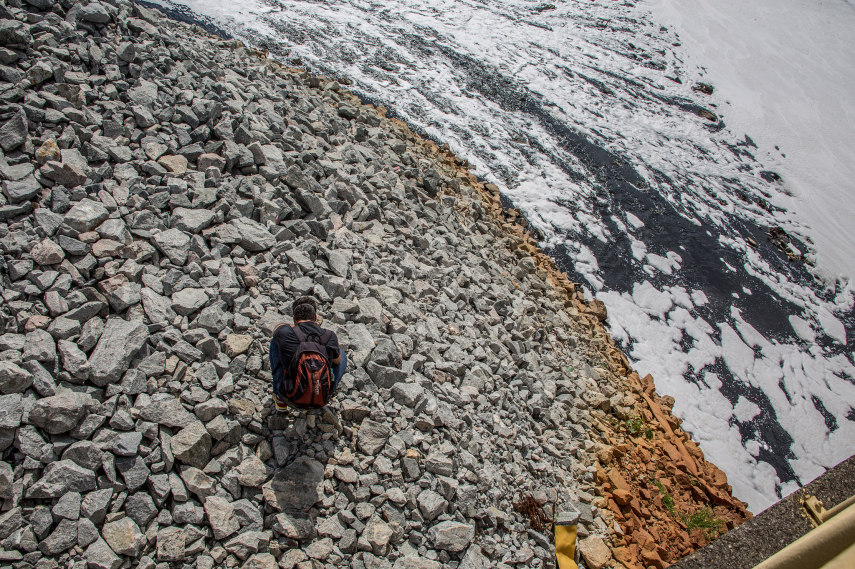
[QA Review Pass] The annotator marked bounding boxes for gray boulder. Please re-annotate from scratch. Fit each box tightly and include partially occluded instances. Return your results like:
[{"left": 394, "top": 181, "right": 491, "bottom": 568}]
[
  {"left": 64, "top": 199, "right": 109, "bottom": 233},
  {"left": 28, "top": 391, "right": 97, "bottom": 434},
  {"left": 26, "top": 460, "right": 97, "bottom": 498},
  {"left": 152, "top": 228, "right": 191, "bottom": 265},
  {"left": 87, "top": 318, "right": 148, "bottom": 386}
]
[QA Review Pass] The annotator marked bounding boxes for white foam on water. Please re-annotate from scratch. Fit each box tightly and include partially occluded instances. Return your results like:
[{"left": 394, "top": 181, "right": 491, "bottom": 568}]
[
  {"left": 150, "top": 0, "right": 855, "bottom": 512},
  {"left": 648, "top": 0, "right": 855, "bottom": 283}
]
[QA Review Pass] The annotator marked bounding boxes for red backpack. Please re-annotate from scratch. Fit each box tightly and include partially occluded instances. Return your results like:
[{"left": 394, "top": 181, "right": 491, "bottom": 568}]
[{"left": 283, "top": 325, "right": 334, "bottom": 408}]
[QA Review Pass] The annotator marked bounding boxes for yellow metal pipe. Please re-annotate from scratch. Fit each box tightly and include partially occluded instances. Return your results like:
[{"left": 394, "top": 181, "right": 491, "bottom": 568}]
[
  {"left": 819, "top": 541, "right": 855, "bottom": 569},
  {"left": 752, "top": 501, "right": 855, "bottom": 569}
]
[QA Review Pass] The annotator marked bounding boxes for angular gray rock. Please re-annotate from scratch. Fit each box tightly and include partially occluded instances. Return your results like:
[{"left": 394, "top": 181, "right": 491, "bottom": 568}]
[
  {"left": 0, "top": 109, "right": 26, "bottom": 152},
  {"left": 170, "top": 421, "right": 212, "bottom": 468},
  {"left": 64, "top": 199, "right": 109, "bottom": 233},
  {"left": 204, "top": 495, "right": 240, "bottom": 540},
  {"left": 26, "top": 460, "right": 97, "bottom": 498},
  {"left": 102, "top": 517, "right": 146, "bottom": 556},
  {"left": 229, "top": 218, "right": 275, "bottom": 251},
  {"left": 357, "top": 419, "right": 390, "bottom": 455},
  {"left": 152, "top": 228, "right": 191, "bottom": 265},
  {"left": 0, "top": 361, "right": 33, "bottom": 394},
  {"left": 87, "top": 318, "right": 148, "bottom": 386},
  {"left": 28, "top": 391, "right": 97, "bottom": 434},
  {"left": 85, "top": 539, "right": 122, "bottom": 569},
  {"left": 429, "top": 520, "right": 475, "bottom": 553}
]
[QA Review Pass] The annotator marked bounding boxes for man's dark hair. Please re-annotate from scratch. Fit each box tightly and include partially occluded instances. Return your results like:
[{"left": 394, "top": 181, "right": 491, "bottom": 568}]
[{"left": 293, "top": 296, "right": 317, "bottom": 322}]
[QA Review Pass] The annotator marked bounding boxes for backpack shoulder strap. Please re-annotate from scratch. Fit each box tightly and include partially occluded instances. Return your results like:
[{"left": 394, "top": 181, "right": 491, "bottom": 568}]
[
  {"left": 319, "top": 329, "right": 333, "bottom": 344},
  {"left": 292, "top": 324, "right": 307, "bottom": 343}
]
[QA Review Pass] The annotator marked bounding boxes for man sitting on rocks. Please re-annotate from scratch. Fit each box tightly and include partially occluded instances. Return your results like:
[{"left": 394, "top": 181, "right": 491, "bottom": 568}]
[{"left": 269, "top": 296, "right": 346, "bottom": 410}]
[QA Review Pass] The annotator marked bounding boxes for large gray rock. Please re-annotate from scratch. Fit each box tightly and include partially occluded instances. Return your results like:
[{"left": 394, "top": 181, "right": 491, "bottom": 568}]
[
  {"left": 0, "top": 20, "right": 33, "bottom": 49},
  {"left": 417, "top": 489, "right": 448, "bottom": 522},
  {"left": 26, "top": 460, "right": 97, "bottom": 498},
  {"left": 30, "top": 239, "right": 65, "bottom": 265},
  {"left": 171, "top": 208, "right": 215, "bottom": 232},
  {"left": 429, "top": 521, "right": 475, "bottom": 553},
  {"left": 157, "top": 526, "right": 185, "bottom": 562},
  {"left": 170, "top": 421, "right": 211, "bottom": 468},
  {"left": 0, "top": 394, "right": 23, "bottom": 429},
  {"left": 87, "top": 318, "right": 148, "bottom": 386},
  {"left": 357, "top": 419, "right": 390, "bottom": 455},
  {"left": 40, "top": 518, "right": 78, "bottom": 555},
  {"left": 85, "top": 538, "right": 122, "bottom": 569},
  {"left": 366, "top": 361, "right": 408, "bottom": 388},
  {"left": 101, "top": 517, "right": 145, "bottom": 556},
  {"left": 22, "top": 329, "right": 56, "bottom": 363},
  {"left": 229, "top": 218, "right": 275, "bottom": 251},
  {"left": 64, "top": 199, "right": 109, "bottom": 233},
  {"left": 78, "top": 2, "right": 113, "bottom": 23},
  {"left": 0, "top": 361, "right": 33, "bottom": 394},
  {"left": 0, "top": 461, "right": 12, "bottom": 500},
  {"left": 171, "top": 287, "right": 209, "bottom": 316},
  {"left": 139, "top": 397, "right": 195, "bottom": 428},
  {"left": 28, "top": 391, "right": 97, "bottom": 434},
  {"left": 268, "top": 457, "right": 324, "bottom": 512},
  {"left": 3, "top": 175, "right": 41, "bottom": 204},
  {"left": 0, "top": 109, "right": 26, "bottom": 152},
  {"left": 204, "top": 496, "right": 240, "bottom": 540},
  {"left": 140, "top": 287, "right": 177, "bottom": 324},
  {"left": 152, "top": 228, "right": 191, "bottom": 265}
]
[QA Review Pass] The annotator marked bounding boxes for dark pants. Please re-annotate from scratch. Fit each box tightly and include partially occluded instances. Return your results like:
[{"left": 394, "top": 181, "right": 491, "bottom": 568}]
[{"left": 269, "top": 339, "right": 347, "bottom": 397}]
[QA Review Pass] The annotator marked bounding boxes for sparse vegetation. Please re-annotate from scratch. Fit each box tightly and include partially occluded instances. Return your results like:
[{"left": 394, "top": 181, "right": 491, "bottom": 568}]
[
  {"left": 683, "top": 507, "right": 725, "bottom": 539},
  {"left": 624, "top": 416, "right": 654, "bottom": 440}
]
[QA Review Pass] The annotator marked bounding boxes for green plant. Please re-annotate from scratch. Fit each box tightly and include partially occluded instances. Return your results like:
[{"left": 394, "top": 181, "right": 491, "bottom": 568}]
[
  {"left": 683, "top": 507, "right": 724, "bottom": 539},
  {"left": 652, "top": 479, "right": 677, "bottom": 517},
  {"left": 624, "top": 416, "right": 654, "bottom": 439}
]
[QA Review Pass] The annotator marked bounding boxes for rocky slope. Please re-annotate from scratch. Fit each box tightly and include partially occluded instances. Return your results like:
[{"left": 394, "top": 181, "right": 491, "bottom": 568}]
[{"left": 0, "top": 1, "right": 748, "bottom": 569}]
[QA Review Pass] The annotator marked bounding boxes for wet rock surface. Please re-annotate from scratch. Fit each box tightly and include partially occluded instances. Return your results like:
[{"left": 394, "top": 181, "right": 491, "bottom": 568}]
[{"left": 0, "top": 1, "right": 748, "bottom": 568}]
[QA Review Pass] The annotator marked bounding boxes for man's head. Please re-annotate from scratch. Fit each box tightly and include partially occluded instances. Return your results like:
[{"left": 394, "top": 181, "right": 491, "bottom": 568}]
[{"left": 292, "top": 296, "right": 318, "bottom": 323}]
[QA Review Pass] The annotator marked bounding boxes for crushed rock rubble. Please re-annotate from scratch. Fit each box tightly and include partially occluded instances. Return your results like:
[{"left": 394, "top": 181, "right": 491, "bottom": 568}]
[{"left": 0, "top": 1, "right": 749, "bottom": 569}]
